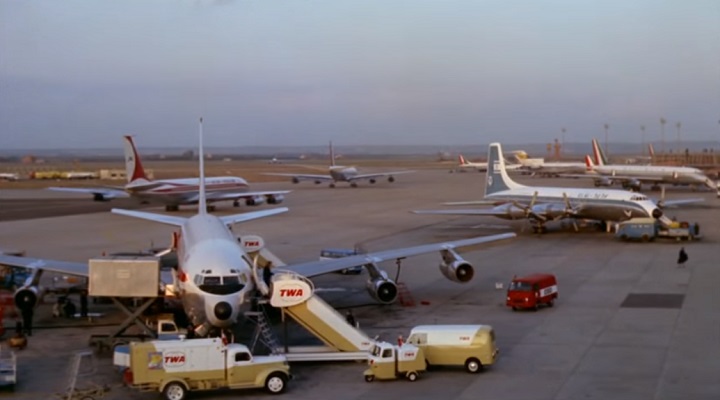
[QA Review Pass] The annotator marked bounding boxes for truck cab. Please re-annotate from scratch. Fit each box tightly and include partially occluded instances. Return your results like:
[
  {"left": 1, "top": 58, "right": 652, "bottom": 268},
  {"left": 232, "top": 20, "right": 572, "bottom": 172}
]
[{"left": 364, "top": 341, "right": 426, "bottom": 382}]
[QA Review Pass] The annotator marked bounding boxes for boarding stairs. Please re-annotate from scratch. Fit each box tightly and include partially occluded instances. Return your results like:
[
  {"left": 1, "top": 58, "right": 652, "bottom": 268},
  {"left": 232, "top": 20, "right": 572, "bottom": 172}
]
[
  {"left": 266, "top": 270, "right": 374, "bottom": 361},
  {"left": 245, "top": 304, "right": 281, "bottom": 356}
]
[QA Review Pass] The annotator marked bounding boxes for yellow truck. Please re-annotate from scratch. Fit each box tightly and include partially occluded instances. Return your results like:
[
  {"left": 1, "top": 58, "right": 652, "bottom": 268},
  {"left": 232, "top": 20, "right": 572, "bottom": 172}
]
[
  {"left": 115, "top": 337, "right": 291, "bottom": 400},
  {"left": 364, "top": 341, "right": 426, "bottom": 382},
  {"left": 406, "top": 325, "right": 498, "bottom": 373}
]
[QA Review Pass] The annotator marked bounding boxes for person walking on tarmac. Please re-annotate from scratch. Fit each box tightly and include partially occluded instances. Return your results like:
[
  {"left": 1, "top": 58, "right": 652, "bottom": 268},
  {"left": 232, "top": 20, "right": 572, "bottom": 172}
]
[
  {"left": 677, "top": 247, "right": 689, "bottom": 268},
  {"left": 345, "top": 310, "right": 357, "bottom": 328}
]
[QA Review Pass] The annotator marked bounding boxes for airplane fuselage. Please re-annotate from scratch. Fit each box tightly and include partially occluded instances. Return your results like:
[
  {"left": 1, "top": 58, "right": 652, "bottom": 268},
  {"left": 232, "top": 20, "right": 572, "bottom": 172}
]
[
  {"left": 592, "top": 165, "right": 716, "bottom": 189},
  {"left": 329, "top": 166, "right": 358, "bottom": 182},
  {"left": 175, "top": 214, "right": 255, "bottom": 331},
  {"left": 126, "top": 176, "right": 250, "bottom": 205},
  {"left": 486, "top": 186, "right": 662, "bottom": 222}
]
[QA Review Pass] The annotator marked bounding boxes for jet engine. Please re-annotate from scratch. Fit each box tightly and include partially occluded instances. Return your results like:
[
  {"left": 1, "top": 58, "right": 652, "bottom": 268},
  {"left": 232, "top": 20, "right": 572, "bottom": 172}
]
[
  {"left": 369, "top": 179, "right": 376, "bottom": 184},
  {"left": 93, "top": 193, "right": 108, "bottom": 202},
  {"left": 593, "top": 177, "right": 612, "bottom": 187},
  {"left": 245, "top": 196, "right": 266, "bottom": 206},
  {"left": 365, "top": 277, "right": 398, "bottom": 304},
  {"left": 651, "top": 208, "right": 663, "bottom": 219},
  {"left": 439, "top": 260, "right": 475, "bottom": 283},
  {"left": 14, "top": 286, "right": 43, "bottom": 311},
  {"left": 267, "top": 194, "right": 285, "bottom": 204},
  {"left": 388, "top": 176, "right": 395, "bottom": 183}
]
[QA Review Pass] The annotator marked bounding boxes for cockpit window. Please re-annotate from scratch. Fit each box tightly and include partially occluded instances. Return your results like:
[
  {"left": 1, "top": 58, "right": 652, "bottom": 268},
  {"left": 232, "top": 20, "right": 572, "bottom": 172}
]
[
  {"left": 630, "top": 195, "right": 648, "bottom": 201},
  {"left": 198, "top": 275, "right": 245, "bottom": 295}
]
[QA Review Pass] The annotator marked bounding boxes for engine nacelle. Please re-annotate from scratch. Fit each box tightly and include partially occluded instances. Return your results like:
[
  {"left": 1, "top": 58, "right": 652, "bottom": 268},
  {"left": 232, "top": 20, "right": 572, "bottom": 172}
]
[
  {"left": 439, "top": 260, "right": 475, "bottom": 283},
  {"left": 267, "top": 194, "right": 285, "bottom": 204},
  {"left": 245, "top": 196, "right": 266, "bottom": 206},
  {"left": 593, "top": 177, "right": 612, "bottom": 187},
  {"left": 14, "top": 286, "right": 42, "bottom": 311},
  {"left": 492, "top": 204, "right": 526, "bottom": 220},
  {"left": 531, "top": 203, "right": 568, "bottom": 220},
  {"left": 93, "top": 193, "right": 107, "bottom": 202},
  {"left": 365, "top": 277, "right": 398, "bottom": 304}
]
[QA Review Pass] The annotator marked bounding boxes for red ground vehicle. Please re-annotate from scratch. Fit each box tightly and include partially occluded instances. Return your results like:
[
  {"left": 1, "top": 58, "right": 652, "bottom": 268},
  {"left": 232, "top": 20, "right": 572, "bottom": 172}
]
[{"left": 506, "top": 274, "right": 558, "bottom": 311}]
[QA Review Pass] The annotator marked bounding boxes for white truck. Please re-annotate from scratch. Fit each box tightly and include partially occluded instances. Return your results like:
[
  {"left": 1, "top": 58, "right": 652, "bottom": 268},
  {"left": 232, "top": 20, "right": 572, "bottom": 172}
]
[{"left": 115, "top": 337, "right": 291, "bottom": 400}]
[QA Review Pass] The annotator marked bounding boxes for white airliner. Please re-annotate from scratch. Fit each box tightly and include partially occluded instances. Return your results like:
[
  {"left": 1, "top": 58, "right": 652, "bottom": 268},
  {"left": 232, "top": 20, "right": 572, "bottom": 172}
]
[
  {"left": 513, "top": 151, "right": 586, "bottom": 177},
  {"left": 414, "top": 142, "right": 681, "bottom": 233},
  {"left": 0, "top": 122, "right": 515, "bottom": 337},
  {"left": 0, "top": 173, "right": 19, "bottom": 181},
  {"left": 456, "top": 154, "right": 488, "bottom": 172},
  {"left": 49, "top": 136, "right": 289, "bottom": 211},
  {"left": 264, "top": 141, "right": 414, "bottom": 188},
  {"left": 584, "top": 139, "right": 717, "bottom": 193}
]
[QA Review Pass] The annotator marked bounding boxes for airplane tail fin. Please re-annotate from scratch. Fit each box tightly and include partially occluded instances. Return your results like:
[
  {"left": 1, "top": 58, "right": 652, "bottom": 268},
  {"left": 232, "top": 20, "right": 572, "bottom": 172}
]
[
  {"left": 648, "top": 143, "right": 655, "bottom": 158},
  {"left": 585, "top": 154, "right": 595, "bottom": 171},
  {"left": 123, "top": 136, "right": 151, "bottom": 184},
  {"left": 486, "top": 143, "right": 524, "bottom": 196},
  {"left": 458, "top": 154, "right": 467, "bottom": 165},
  {"left": 198, "top": 118, "right": 207, "bottom": 215},
  {"left": 329, "top": 141, "right": 336, "bottom": 167},
  {"left": 591, "top": 138, "right": 607, "bottom": 166}
]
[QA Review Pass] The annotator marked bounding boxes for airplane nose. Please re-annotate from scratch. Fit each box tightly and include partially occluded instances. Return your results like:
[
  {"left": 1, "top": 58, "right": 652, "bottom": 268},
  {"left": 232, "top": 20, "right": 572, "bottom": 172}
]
[
  {"left": 214, "top": 302, "right": 233, "bottom": 321},
  {"left": 652, "top": 208, "right": 663, "bottom": 219}
]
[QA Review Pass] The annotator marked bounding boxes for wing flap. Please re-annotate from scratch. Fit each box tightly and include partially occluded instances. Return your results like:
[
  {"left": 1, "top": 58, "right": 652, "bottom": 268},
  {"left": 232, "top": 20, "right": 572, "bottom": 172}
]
[
  {"left": 219, "top": 207, "right": 289, "bottom": 225},
  {"left": 349, "top": 171, "right": 415, "bottom": 181},
  {"left": 111, "top": 209, "right": 187, "bottom": 226},
  {"left": 0, "top": 254, "right": 88, "bottom": 277},
  {"left": 262, "top": 173, "right": 333, "bottom": 182}
]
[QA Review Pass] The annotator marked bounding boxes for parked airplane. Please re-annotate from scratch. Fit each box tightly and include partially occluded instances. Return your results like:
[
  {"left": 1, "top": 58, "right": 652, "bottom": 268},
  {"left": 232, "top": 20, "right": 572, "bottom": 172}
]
[
  {"left": 0, "top": 121, "right": 516, "bottom": 337},
  {"left": 414, "top": 142, "right": 683, "bottom": 233},
  {"left": 455, "top": 154, "right": 488, "bottom": 172},
  {"left": 584, "top": 139, "right": 717, "bottom": 193},
  {"left": 49, "top": 136, "right": 289, "bottom": 211},
  {"left": 513, "top": 151, "right": 586, "bottom": 177},
  {"left": 264, "top": 141, "right": 414, "bottom": 188},
  {"left": 0, "top": 173, "right": 19, "bottom": 181}
]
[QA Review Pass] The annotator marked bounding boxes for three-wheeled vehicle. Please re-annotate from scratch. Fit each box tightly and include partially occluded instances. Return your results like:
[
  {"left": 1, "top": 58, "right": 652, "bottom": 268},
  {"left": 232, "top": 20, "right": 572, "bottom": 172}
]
[{"left": 364, "top": 341, "right": 426, "bottom": 382}]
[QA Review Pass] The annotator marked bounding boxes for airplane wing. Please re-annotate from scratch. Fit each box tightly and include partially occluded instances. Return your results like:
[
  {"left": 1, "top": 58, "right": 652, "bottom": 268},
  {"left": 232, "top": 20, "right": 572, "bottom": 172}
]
[
  {"left": 413, "top": 209, "right": 509, "bottom": 216},
  {"left": 284, "top": 233, "right": 515, "bottom": 278},
  {"left": 656, "top": 198, "right": 705, "bottom": 207},
  {"left": 47, "top": 187, "right": 130, "bottom": 199},
  {"left": 348, "top": 171, "right": 415, "bottom": 182},
  {"left": 443, "top": 200, "right": 499, "bottom": 206},
  {"left": 0, "top": 253, "right": 88, "bottom": 277},
  {"left": 262, "top": 173, "right": 334, "bottom": 182},
  {"left": 220, "top": 207, "right": 289, "bottom": 225}
]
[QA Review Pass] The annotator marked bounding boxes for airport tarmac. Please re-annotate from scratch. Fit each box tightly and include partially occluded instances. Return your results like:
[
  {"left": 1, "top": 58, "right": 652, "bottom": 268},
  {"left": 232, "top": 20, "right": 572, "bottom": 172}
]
[{"left": 1, "top": 169, "right": 719, "bottom": 399}]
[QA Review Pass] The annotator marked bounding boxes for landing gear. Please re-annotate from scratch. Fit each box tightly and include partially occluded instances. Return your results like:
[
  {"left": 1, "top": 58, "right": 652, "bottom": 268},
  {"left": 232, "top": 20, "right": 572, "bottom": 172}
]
[
  {"left": 350, "top": 182, "right": 358, "bottom": 188},
  {"left": 206, "top": 205, "right": 216, "bottom": 212},
  {"left": 369, "top": 179, "right": 376, "bottom": 184},
  {"left": 329, "top": 183, "right": 336, "bottom": 188},
  {"left": 233, "top": 200, "right": 240, "bottom": 207},
  {"left": 165, "top": 204, "right": 179, "bottom": 212},
  {"left": 532, "top": 225, "right": 547, "bottom": 234},
  {"left": 388, "top": 176, "right": 395, "bottom": 183}
]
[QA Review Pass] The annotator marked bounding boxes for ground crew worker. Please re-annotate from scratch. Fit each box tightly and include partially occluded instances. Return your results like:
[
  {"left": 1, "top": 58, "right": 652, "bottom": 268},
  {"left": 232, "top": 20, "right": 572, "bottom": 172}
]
[
  {"left": 80, "top": 289, "right": 89, "bottom": 318},
  {"left": 345, "top": 310, "right": 357, "bottom": 327},
  {"left": 263, "top": 262, "right": 274, "bottom": 288},
  {"left": 20, "top": 307, "right": 33, "bottom": 336},
  {"left": 677, "top": 247, "right": 688, "bottom": 268}
]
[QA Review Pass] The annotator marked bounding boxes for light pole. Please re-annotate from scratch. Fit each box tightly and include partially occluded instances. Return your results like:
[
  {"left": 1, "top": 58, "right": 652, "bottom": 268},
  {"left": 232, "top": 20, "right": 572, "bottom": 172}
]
[
  {"left": 660, "top": 117, "right": 666, "bottom": 154},
  {"left": 640, "top": 125, "right": 646, "bottom": 155},
  {"left": 603, "top": 123, "right": 609, "bottom": 157},
  {"left": 561, "top": 127, "right": 566, "bottom": 158},
  {"left": 676, "top": 122, "right": 682, "bottom": 153}
]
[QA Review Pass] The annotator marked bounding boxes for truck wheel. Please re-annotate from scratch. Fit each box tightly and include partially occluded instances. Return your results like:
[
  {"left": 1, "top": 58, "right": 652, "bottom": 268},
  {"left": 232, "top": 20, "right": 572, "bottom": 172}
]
[
  {"left": 547, "top": 299, "right": 554, "bottom": 307},
  {"left": 641, "top": 234, "right": 650, "bottom": 242},
  {"left": 465, "top": 358, "right": 483, "bottom": 373},
  {"left": 407, "top": 371, "right": 418, "bottom": 382},
  {"left": 265, "top": 373, "right": 287, "bottom": 394},
  {"left": 365, "top": 375, "right": 375, "bottom": 382},
  {"left": 163, "top": 382, "right": 187, "bottom": 400}
]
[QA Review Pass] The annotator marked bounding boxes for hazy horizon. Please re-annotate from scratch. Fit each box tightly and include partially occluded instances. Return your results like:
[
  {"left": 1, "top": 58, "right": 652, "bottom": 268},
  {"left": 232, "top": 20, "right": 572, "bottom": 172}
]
[{"left": 2, "top": 1, "right": 719, "bottom": 149}]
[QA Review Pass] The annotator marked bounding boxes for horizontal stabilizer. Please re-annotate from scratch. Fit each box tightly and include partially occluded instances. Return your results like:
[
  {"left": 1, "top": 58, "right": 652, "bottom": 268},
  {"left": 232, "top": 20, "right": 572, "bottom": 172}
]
[
  {"left": 220, "top": 207, "right": 289, "bottom": 225},
  {"left": 111, "top": 208, "right": 187, "bottom": 226}
]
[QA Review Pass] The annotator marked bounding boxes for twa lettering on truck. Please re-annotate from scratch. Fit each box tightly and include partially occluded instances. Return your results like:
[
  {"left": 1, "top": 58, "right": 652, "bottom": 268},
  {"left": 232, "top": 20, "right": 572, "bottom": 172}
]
[{"left": 164, "top": 352, "right": 186, "bottom": 367}]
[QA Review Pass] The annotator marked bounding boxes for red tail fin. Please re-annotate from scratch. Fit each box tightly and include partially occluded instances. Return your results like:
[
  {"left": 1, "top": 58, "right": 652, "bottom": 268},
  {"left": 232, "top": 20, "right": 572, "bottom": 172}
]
[
  {"left": 585, "top": 154, "right": 595, "bottom": 171},
  {"left": 123, "top": 135, "right": 150, "bottom": 183},
  {"left": 459, "top": 154, "right": 467, "bottom": 165}
]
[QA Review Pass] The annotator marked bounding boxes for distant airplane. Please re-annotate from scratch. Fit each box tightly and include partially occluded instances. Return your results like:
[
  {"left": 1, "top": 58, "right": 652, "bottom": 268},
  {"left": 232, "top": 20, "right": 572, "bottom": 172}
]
[
  {"left": 413, "top": 142, "right": 697, "bottom": 233},
  {"left": 584, "top": 139, "right": 717, "bottom": 193},
  {"left": 264, "top": 141, "right": 415, "bottom": 188},
  {"left": 454, "top": 153, "right": 524, "bottom": 173},
  {"left": 513, "top": 151, "right": 586, "bottom": 177},
  {"left": 48, "top": 136, "right": 290, "bottom": 211},
  {"left": 0, "top": 173, "right": 19, "bottom": 181},
  {"left": 1, "top": 120, "right": 516, "bottom": 337}
]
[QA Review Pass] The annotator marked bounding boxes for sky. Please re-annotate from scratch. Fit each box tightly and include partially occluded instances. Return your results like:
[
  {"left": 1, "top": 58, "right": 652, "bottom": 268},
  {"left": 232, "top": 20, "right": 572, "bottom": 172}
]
[{"left": 1, "top": 0, "right": 719, "bottom": 149}]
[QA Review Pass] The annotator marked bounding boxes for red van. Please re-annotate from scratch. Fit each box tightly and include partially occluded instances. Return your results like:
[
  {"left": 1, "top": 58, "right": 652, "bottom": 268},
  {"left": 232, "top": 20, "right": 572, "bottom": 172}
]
[{"left": 506, "top": 273, "right": 558, "bottom": 311}]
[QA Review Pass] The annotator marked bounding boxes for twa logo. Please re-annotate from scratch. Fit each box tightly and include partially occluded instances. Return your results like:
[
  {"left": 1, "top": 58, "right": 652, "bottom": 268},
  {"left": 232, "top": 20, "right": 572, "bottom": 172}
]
[
  {"left": 164, "top": 352, "right": 186, "bottom": 367},
  {"left": 245, "top": 241, "right": 260, "bottom": 247},
  {"left": 280, "top": 288, "right": 304, "bottom": 297}
]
